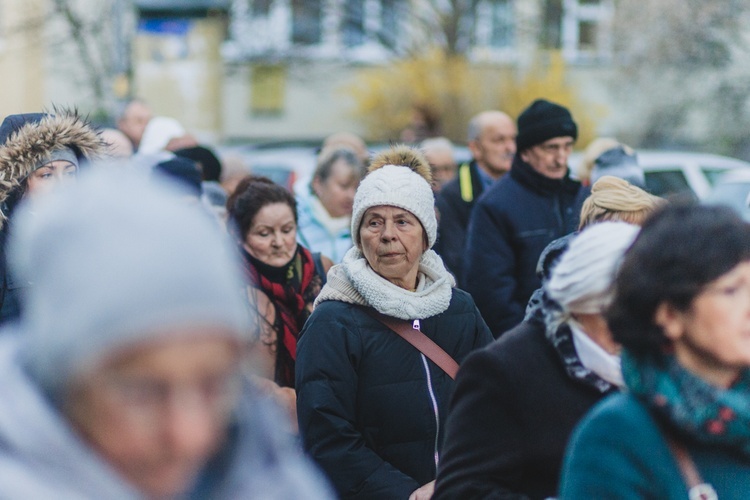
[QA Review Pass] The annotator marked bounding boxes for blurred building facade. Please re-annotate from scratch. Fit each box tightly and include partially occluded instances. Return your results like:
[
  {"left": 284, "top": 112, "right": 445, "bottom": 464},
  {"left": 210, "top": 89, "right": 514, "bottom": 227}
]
[{"left": 0, "top": 0, "right": 632, "bottom": 144}]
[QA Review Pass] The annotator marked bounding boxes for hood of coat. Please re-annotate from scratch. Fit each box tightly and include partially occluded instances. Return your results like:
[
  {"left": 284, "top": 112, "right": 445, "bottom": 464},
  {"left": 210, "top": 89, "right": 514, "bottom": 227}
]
[{"left": 0, "top": 109, "right": 107, "bottom": 222}]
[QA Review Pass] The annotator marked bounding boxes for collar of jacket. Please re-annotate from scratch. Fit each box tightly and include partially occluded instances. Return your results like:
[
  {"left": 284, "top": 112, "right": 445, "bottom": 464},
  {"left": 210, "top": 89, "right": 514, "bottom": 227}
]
[{"left": 509, "top": 155, "right": 581, "bottom": 196}]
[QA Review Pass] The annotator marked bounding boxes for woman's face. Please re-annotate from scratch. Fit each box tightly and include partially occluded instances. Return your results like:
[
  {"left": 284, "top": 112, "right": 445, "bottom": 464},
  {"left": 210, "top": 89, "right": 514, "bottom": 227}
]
[
  {"left": 25, "top": 160, "right": 77, "bottom": 199},
  {"left": 243, "top": 202, "right": 298, "bottom": 267},
  {"left": 657, "top": 260, "right": 750, "bottom": 388},
  {"left": 359, "top": 205, "right": 426, "bottom": 290},
  {"left": 64, "top": 332, "right": 241, "bottom": 498},
  {"left": 313, "top": 160, "right": 358, "bottom": 218}
]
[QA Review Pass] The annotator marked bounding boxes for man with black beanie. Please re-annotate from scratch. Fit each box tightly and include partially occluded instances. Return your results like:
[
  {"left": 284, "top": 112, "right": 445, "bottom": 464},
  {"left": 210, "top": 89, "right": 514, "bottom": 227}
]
[{"left": 463, "top": 99, "right": 587, "bottom": 337}]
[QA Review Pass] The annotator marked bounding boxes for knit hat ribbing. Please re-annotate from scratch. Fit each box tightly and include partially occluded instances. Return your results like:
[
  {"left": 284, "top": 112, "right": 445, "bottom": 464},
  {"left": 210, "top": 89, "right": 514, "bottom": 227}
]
[
  {"left": 547, "top": 221, "right": 639, "bottom": 314},
  {"left": 10, "top": 168, "right": 251, "bottom": 395},
  {"left": 350, "top": 145, "right": 437, "bottom": 248},
  {"left": 516, "top": 99, "right": 578, "bottom": 152}
]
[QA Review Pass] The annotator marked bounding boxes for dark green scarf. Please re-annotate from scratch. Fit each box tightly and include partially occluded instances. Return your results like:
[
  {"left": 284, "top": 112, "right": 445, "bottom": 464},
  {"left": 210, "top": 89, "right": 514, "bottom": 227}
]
[{"left": 622, "top": 349, "right": 750, "bottom": 457}]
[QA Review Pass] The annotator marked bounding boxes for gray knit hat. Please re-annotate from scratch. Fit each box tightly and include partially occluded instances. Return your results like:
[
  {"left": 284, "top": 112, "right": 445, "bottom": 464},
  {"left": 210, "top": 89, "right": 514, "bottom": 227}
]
[{"left": 9, "top": 168, "right": 251, "bottom": 395}]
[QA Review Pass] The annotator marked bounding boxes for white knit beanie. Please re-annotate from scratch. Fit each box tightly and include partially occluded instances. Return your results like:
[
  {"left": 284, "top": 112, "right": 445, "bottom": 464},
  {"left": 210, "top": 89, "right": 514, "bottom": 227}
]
[
  {"left": 547, "top": 221, "right": 640, "bottom": 314},
  {"left": 351, "top": 145, "right": 437, "bottom": 248},
  {"left": 9, "top": 167, "right": 251, "bottom": 395}
]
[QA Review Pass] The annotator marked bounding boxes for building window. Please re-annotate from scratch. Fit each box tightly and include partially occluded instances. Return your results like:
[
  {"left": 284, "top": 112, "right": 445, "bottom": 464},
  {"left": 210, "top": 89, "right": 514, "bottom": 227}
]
[
  {"left": 561, "top": 0, "right": 614, "bottom": 62},
  {"left": 251, "top": 0, "right": 272, "bottom": 16},
  {"left": 472, "top": 0, "right": 515, "bottom": 60},
  {"left": 291, "top": 0, "right": 322, "bottom": 46},
  {"left": 343, "top": 0, "right": 366, "bottom": 47},
  {"left": 250, "top": 64, "right": 286, "bottom": 115}
]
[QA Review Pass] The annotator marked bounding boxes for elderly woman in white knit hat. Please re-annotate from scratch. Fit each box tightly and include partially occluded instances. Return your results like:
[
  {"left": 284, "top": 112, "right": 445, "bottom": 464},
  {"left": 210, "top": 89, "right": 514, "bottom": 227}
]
[
  {"left": 296, "top": 145, "right": 493, "bottom": 500},
  {"left": 0, "top": 170, "right": 332, "bottom": 499},
  {"left": 434, "top": 221, "right": 639, "bottom": 500}
]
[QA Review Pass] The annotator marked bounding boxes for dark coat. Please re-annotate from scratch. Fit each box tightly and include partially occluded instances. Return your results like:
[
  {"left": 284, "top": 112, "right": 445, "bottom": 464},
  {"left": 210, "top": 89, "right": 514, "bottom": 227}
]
[
  {"left": 296, "top": 289, "right": 493, "bottom": 499},
  {"left": 433, "top": 320, "right": 615, "bottom": 500},
  {"left": 0, "top": 111, "right": 105, "bottom": 326},
  {"left": 463, "top": 157, "right": 586, "bottom": 337},
  {"left": 561, "top": 393, "right": 750, "bottom": 499},
  {"left": 434, "top": 161, "right": 486, "bottom": 286}
]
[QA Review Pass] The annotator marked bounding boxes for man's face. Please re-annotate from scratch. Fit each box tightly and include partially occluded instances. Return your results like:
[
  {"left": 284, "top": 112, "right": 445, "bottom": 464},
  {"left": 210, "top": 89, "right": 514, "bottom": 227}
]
[
  {"left": 469, "top": 116, "right": 517, "bottom": 179},
  {"left": 118, "top": 102, "right": 152, "bottom": 148},
  {"left": 520, "top": 136, "right": 575, "bottom": 180},
  {"left": 424, "top": 147, "right": 457, "bottom": 192}
]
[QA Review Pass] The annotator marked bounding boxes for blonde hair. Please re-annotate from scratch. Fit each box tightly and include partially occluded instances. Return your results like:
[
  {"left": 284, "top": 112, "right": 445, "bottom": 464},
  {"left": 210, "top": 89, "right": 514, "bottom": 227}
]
[
  {"left": 579, "top": 176, "right": 665, "bottom": 230},
  {"left": 578, "top": 138, "right": 635, "bottom": 183}
]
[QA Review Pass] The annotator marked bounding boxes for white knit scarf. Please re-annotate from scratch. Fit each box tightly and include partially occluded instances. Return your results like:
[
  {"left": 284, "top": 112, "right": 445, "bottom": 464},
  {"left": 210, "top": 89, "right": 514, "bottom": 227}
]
[{"left": 314, "top": 246, "right": 455, "bottom": 319}]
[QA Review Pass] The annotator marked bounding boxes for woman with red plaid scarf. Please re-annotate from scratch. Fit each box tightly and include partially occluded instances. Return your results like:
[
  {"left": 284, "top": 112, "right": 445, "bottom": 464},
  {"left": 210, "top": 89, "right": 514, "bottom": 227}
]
[{"left": 227, "top": 176, "right": 332, "bottom": 428}]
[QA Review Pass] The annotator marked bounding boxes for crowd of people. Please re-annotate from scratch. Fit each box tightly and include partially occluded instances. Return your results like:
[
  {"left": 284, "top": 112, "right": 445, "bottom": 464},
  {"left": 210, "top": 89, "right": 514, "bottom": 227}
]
[{"left": 0, "top": 96, "right": 746, "bottom": 499}]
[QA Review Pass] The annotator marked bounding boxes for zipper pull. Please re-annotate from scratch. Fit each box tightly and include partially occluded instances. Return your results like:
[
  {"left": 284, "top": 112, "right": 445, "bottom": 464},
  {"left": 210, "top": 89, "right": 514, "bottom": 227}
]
[{"left": 413, "top": 319, "right": 420, "bottom": 330}]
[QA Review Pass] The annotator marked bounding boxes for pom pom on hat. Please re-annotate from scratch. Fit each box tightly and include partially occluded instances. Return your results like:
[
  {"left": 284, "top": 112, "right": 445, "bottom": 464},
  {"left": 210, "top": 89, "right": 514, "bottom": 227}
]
[
  {"left": 351, "top": 145, "right": 437, "bottom": 248},
  {"left": 547, "top": 221, "right": 639, "bottom": 314}
]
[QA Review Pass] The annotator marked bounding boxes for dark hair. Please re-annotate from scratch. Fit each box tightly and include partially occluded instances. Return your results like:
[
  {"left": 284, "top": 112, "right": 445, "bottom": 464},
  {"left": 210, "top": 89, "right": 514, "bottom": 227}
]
[
  {"left": 309, "top": 147, "right": 363, "bottom": 194},
  {"left": 607, "top": 203, "right": 750, "bottom": 354},
  {"left": 174, "top": 146, "right": 222, "bottom": 182},
  {"left": 226, "top": 176, "right": 298, "bottom": 242}
]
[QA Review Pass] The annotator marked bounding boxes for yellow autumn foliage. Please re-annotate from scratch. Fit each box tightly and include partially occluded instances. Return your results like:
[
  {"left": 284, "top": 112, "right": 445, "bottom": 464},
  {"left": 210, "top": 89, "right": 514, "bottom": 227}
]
[{"left": 347, "top": 50, "right": 605, "bottom": 148}]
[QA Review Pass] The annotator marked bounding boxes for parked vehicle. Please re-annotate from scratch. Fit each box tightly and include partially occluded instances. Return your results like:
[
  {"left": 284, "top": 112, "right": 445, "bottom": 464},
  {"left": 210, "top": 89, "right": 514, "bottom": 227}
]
[
  {"left": 570, "top": 150, "right": 750, "bottom": 199},
  {"left": 703, "top": 169, "right": 750, "bottom": 220}
]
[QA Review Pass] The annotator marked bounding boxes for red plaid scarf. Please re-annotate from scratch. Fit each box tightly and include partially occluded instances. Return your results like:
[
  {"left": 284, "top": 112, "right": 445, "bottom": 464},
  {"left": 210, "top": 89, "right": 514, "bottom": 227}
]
[{"left": 243, "top": 245, "right": 318, "bottom": 386}]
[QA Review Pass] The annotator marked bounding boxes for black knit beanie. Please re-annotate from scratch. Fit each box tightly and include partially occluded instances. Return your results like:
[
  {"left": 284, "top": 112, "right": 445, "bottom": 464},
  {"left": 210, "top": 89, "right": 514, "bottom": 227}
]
[{"left": 516, "top": 99, "right": 578, "bottom": 152}]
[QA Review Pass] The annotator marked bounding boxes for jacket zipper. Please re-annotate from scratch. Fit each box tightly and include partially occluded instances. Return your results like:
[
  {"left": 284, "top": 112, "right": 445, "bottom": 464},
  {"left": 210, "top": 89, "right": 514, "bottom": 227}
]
[{"left": 417, "top": 319, "right": 441, "bottom": 471}]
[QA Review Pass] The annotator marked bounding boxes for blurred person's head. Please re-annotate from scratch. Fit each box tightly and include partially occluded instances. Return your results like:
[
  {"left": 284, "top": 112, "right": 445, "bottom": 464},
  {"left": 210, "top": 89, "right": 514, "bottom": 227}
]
[
  {"left": 579, "top": 176, "right": 665, "bottom": 230},
  {"left": 153, "top": 156, "right": 203, "bottom": 199},
  {"left": 608, "top": 203, "right": 750, "bottom": 388},
  {"left": 137, "top": 116, "right": 188, "bottom": 156},
  {"left": 322, "top": 131, "right": 369, "bottom": 165},
  {"left": 219, "top": 154, "right": 250, "bottom": 196},
  {"left": 467, "top": 110, "right": 517, "bottom": 179},
  {"left": 546, "top": 222, "right": 640, "bottom": 356},
  {"left": 310, "top": 147, "right": 363, "bottom": 218},
  {"left": 117, "top": 99, "right": 152, "bottom": 149},
  {"left": 174, "top": 145, "right": 222, "bottom": 182},
  {"left": 578, "top": 137, "right": 644, "bottom": 188},
  {"left": 100, "top": 128, "right": 134, "bottom": 158},
  {"left": 0, "top": 109, "right": 106, "bottom": 224},
  {"left": 10, "top": 170, "right": 250, "bottom": 497},
  {"left": 517, "top": 99, "right": 578, "bottom": 180},
  {"left": 420, "top": 137, "right": 457, "bottom": 192},
  {"left": 227, "top": 176, "right": 299, "bottom": 268}
]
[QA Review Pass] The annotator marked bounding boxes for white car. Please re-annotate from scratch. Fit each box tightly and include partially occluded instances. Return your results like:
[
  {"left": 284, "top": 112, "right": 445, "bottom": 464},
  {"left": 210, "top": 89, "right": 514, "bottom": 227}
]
[
  {"left": 571, "top": 150, "right": 750, "bottom": 199},
  {"left": 703, "top": 169, "right": 750, "bottom": 220}
]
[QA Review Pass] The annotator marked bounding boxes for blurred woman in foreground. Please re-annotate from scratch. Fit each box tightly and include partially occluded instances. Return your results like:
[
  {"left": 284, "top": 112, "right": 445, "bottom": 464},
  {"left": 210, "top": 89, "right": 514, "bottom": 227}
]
[{"left": 561, "top": 204, "right": 750, "bottom": 499}]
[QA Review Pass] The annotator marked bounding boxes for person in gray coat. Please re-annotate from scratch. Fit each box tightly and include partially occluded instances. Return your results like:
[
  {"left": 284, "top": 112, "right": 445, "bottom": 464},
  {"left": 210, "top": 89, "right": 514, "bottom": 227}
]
[{"left": 0, "top": 169, "right": 332, "bottom": 499}]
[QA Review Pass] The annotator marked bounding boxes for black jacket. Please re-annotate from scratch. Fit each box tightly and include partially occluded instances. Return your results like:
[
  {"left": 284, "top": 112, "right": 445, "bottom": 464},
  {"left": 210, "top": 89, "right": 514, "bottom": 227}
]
[
  {"left": 296, "top": 290, "right": 492, "bottom": 499},
  {"left": 463, "top": 157, "right": 586, "bottom": 337},
  {"left": 434, "top": 161, "right": 486, "bottom": 286},
  {"left": 434, "top": 320, "right": 616, "bottom": 500}
]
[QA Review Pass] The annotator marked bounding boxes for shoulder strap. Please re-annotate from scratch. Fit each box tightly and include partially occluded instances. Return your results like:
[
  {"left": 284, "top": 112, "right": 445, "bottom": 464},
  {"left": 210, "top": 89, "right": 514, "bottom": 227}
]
[
  {"left": 665, "top": 435, "right": 718, "bottom": 500},
  {"left": 367, "top": 309, "right": 459, "bottom": 379}
]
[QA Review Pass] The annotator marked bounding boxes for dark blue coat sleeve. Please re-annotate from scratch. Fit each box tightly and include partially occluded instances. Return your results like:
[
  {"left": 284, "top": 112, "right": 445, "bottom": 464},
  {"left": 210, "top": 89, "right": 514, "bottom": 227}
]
[{"left": 463, "top": 198, "right": 524, "bottom": 337}]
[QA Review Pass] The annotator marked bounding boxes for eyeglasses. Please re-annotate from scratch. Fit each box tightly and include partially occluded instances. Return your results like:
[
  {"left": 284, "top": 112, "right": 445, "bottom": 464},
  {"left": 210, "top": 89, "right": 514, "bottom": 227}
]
[{"left": 99, "top": 369, "right": 242, "bottom": 426}]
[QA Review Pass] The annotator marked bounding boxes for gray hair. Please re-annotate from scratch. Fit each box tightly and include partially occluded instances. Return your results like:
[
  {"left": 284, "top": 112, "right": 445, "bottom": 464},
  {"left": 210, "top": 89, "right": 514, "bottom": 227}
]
[
  {"left": 420, "top": 136, "right": 455, "bottom": 155},
  {"left": 309, "top": 147, "right": 363, "bottom": 194}
]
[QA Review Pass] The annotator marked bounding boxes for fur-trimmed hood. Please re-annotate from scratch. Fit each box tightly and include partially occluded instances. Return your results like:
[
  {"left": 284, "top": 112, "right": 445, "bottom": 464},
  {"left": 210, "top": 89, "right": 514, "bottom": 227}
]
[{"left": 0, "top": 109, "right": 106, "bottom": 223}]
